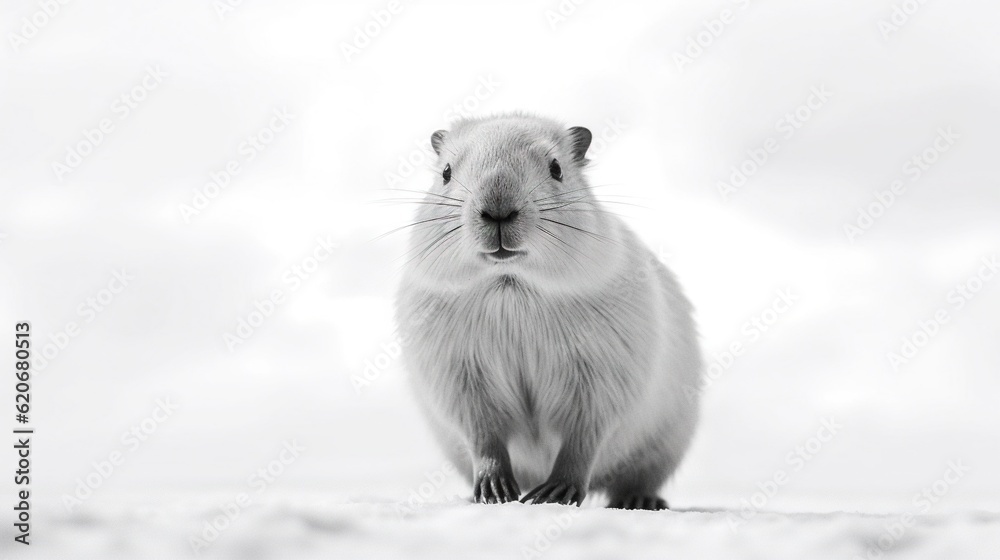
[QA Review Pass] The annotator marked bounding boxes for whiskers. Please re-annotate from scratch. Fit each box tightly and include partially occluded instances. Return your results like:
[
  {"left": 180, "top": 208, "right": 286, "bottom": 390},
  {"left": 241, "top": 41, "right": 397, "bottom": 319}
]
[
  {"left": 402, "top": 222, "right": 464, "bottom": 269},
  {"left": 370, "top": 188, "right": 466, "bottom": 271},
  {"left": 371, "top": 213, "right": 461, "bottom": 242},
  {"left": 371, "top": 188, "right": 465, "bottom": 239},
  {"left": 532, "top": 185, "right": 638, "bottom": 250},
  {"left": 535, "top": 184, "right": 650, "bottom": 210},
  {"left": 537, "top": 216, "right": 625, "bottom": 249},
  {"left": 376, "top": 188, "right": 465, "bottom": 205},
  {"left": 534, "top": 223, "right": 599, "bottom": 270},
  {"left": 375, "top": 183, "right": 641, "bottom": 274}
]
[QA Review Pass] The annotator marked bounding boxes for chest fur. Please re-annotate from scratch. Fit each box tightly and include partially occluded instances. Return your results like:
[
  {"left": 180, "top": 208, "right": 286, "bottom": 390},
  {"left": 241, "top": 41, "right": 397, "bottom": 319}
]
[{"left": 404, "top": 275, "right": 658, "bottom": 417}]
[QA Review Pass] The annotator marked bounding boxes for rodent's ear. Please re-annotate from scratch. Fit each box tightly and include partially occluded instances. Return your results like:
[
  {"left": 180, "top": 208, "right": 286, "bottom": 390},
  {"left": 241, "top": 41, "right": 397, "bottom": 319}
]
[
  {"left": 431, "top": 130, "right": 448, "bottom": 156},
  {"left": 567, "top": 126, "right": 592, "bottom": 162}
]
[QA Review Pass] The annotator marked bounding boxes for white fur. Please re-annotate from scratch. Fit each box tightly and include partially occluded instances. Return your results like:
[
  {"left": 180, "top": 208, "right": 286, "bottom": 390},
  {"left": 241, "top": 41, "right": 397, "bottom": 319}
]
[{"left": 395, "top": 113, "right": 702, "bottom": 505}]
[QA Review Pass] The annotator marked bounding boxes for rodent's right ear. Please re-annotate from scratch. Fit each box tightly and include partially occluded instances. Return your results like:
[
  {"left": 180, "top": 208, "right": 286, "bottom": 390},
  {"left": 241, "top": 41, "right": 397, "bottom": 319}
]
[
  {"left": 431, "top": 130, "right": 448, "bottom": 156},
  {"left": 567, "top": 126, "right": 592, "bottom": 162}
]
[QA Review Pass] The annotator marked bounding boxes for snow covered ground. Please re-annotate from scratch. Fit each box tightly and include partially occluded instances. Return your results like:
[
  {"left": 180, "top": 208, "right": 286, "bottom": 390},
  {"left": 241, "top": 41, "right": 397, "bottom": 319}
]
[
  {"left": 3, "top": 0, "right": 1000, "bottom": 558},
  {"left": 7, "top": 499, "right": 1000, "bottom": 560}
]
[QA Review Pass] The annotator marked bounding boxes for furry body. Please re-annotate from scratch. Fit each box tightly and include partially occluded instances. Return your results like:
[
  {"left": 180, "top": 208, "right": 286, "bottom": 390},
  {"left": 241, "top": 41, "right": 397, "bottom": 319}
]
[{"left": 396, "top": 114, "right": 701, "bottom": 508}]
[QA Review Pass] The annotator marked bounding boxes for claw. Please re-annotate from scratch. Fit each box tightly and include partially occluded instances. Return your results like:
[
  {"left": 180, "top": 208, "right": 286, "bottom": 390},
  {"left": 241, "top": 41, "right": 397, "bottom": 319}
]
[
  {"left": 473, "top": 468, "right": 520, "bottom": 504},
  {"left": 521, "top": 480, "right": 586, "bottom": 506},
  {"left": 499, "top": 476, "right": 520, "bottom": 502}
]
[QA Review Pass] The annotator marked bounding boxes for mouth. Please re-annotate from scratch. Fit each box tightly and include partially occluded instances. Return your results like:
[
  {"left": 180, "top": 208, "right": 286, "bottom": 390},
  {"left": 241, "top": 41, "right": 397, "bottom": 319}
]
[{"left": 482, "top": 247, "right": 525, "bottom": 263}]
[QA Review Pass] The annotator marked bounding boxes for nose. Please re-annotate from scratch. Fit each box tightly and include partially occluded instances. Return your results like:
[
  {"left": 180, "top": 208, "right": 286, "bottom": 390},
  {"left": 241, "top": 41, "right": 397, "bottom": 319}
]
[{"left": 480, "top": 209, "right": 519, "bottom": 225}]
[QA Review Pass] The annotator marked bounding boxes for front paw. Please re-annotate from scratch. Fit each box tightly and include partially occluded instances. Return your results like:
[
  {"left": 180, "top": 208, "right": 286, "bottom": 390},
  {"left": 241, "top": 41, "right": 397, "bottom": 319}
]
[
  {"left": 473, "top": 463, "right": 521, "bottom": 504},
  {"left": 520, "top": 479, "right": 586, "bottom": 506}
]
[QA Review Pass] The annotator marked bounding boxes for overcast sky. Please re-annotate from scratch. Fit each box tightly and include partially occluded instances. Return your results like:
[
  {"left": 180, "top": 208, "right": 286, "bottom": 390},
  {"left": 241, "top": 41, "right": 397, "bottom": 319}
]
[{"left": 1, "top": 0, "right": 998, "bottom": 513}]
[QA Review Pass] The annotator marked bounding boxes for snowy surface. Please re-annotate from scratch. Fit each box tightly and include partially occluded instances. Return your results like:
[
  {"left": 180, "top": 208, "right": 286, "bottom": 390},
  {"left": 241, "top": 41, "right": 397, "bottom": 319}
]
[
  {"left": 5, "top": 497, "right": 1000, "bottom": 559},
  {"left": 3, "top": 0, "right": 1000, "bottom": 558}
]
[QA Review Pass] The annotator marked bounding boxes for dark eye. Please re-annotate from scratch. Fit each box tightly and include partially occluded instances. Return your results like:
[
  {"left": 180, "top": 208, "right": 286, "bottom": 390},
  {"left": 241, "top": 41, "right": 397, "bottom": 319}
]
[
  {"left": 442, "top": 163, "right": 451, "bottom": 184},
  {"left": 549, "top": 159, "right": 562, "bottom": 181}
]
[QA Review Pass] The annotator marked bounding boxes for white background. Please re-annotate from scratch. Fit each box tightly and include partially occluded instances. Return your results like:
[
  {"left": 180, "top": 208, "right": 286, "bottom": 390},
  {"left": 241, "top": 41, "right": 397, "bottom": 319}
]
[{"left": 1, "top": 0, "right": 999, "bottom": 558}]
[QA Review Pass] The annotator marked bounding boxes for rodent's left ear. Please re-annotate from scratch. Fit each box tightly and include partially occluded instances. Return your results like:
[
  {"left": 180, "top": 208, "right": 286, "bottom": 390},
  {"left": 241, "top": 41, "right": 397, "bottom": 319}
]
[
  {"left": 567, "top": 127, "right": 592, "bottom": 162},
  {"left": 431, "top": 130, "right": 448, "bottom": 156}
]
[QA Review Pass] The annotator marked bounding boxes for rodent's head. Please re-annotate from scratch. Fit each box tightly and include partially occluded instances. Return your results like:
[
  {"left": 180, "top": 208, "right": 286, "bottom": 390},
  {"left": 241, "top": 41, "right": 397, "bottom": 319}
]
[{"left": 404, "top": 114, "right": 623, "bottom": 290}]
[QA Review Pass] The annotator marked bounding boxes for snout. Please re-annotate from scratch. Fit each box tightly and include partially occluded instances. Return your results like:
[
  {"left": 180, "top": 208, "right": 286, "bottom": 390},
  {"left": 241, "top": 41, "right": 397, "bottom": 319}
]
[
  {"left": 473, "top": 173, "right": 528, "bottom": 260},
  {"left": 480, "top": 208, "right": 519, "bottom": 227},
  {"left": 477, "top": 204, "right": 526, "bottom": 258}
]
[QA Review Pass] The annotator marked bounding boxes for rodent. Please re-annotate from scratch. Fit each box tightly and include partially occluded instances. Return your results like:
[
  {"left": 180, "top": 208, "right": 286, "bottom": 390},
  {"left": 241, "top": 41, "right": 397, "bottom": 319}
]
[{"left": 395, "top": 113, "right": 702, "bottom": 510}]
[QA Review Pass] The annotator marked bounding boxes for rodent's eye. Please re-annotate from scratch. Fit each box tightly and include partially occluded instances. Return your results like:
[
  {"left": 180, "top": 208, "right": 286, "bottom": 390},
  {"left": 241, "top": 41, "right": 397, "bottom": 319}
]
[
  {"left": 442, "top": 163, "right": 452, "bottom": 185},
  {"left": 549, "top": 159, "right": 562, "bottom": 182}
]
